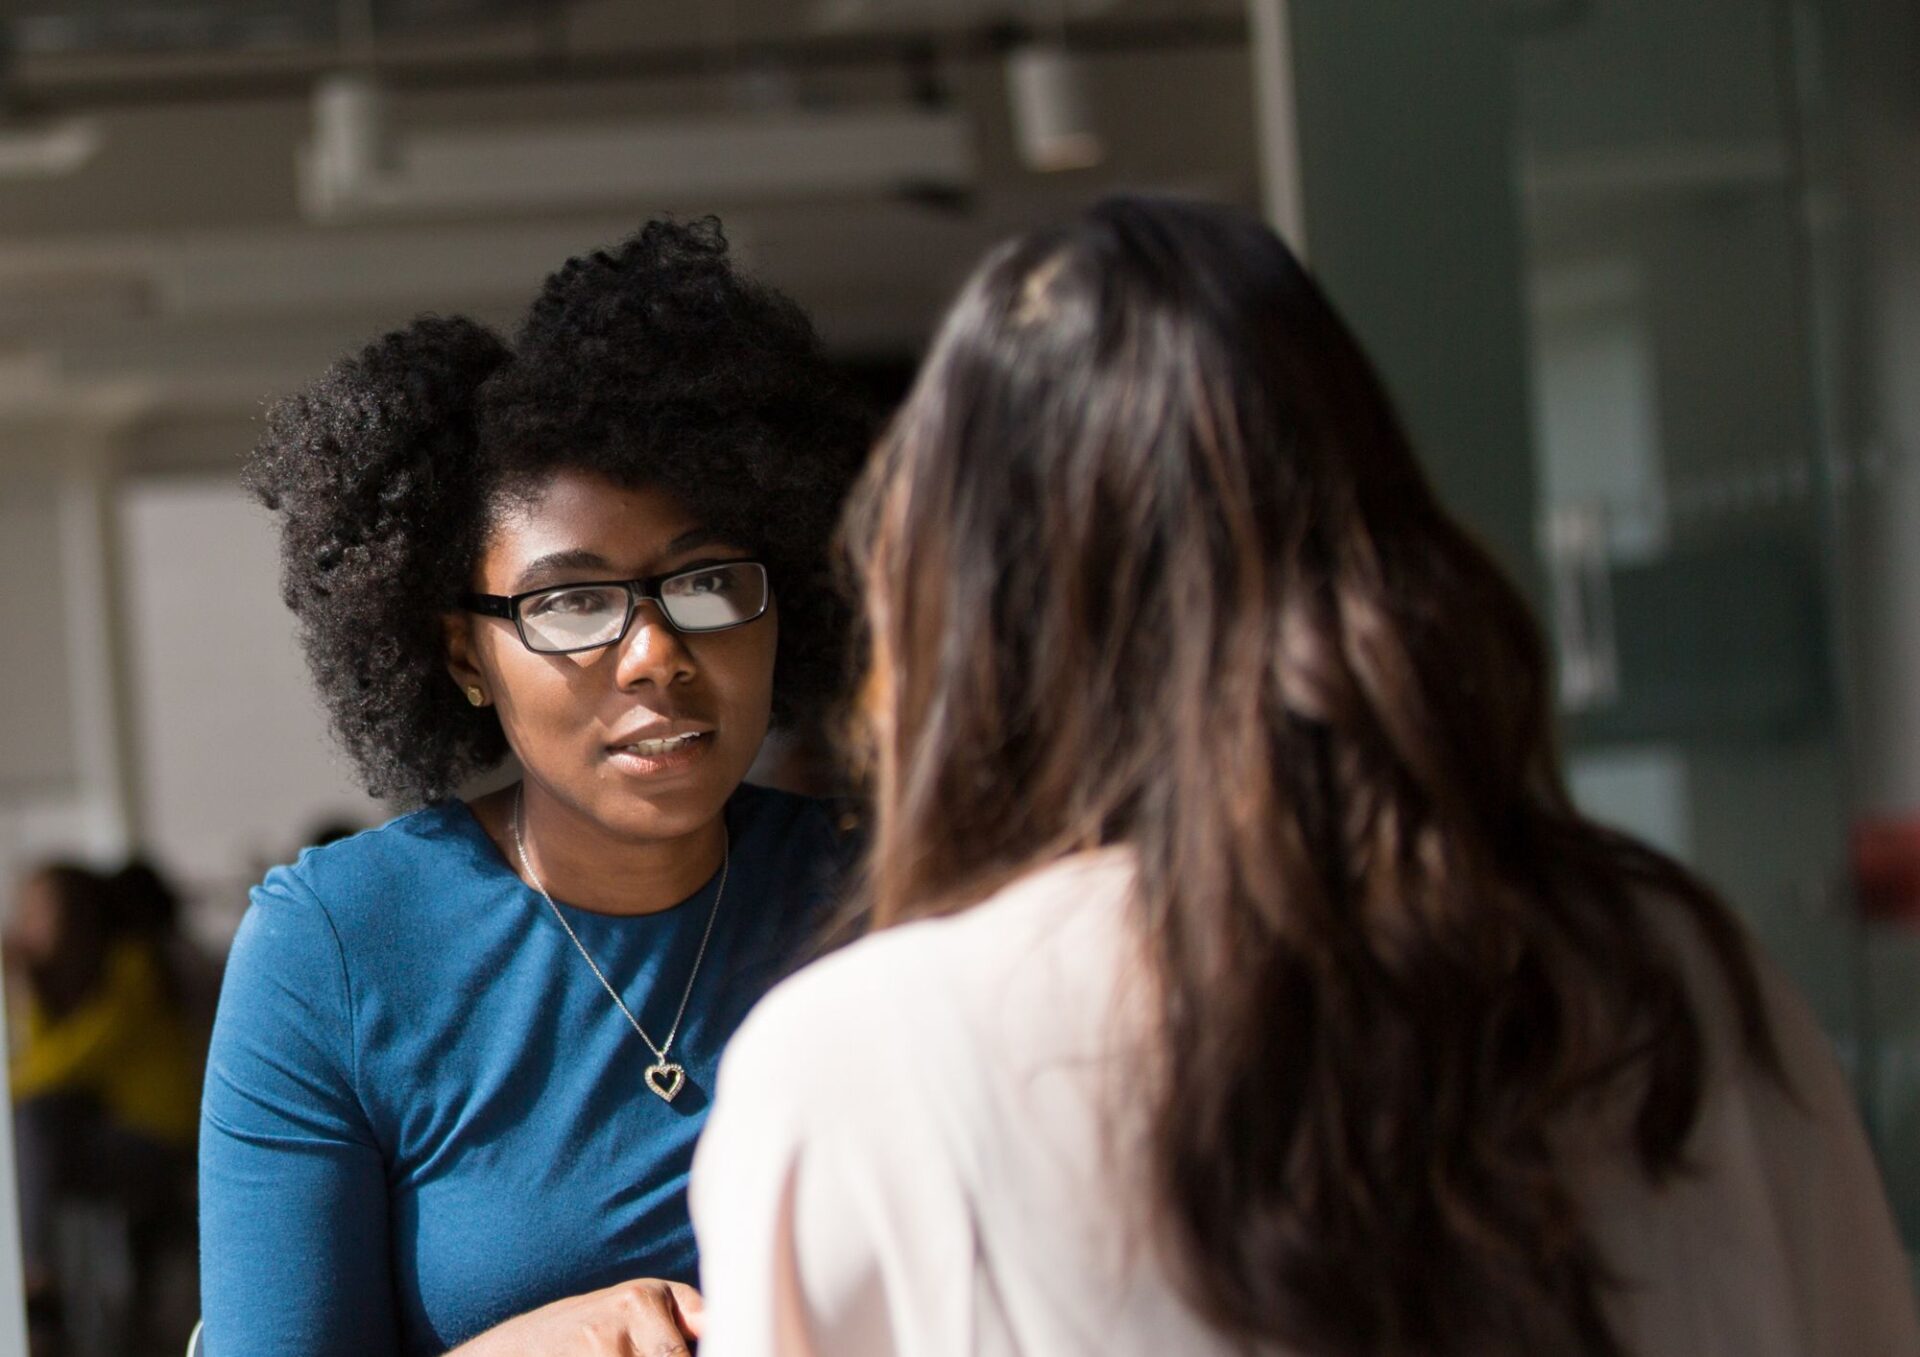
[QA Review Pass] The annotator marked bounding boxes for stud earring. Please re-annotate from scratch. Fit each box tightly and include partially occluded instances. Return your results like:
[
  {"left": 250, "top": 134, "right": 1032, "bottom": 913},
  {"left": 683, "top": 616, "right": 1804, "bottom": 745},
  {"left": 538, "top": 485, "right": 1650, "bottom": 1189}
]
[{"left": 465, "top": 686, "right": 486, "bottom": 708}]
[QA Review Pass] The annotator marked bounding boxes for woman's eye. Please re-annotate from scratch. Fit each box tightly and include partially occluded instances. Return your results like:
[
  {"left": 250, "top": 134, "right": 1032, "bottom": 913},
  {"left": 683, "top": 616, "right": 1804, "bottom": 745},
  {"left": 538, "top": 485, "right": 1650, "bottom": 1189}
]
[{"left": 529, "top": 588, "right": 611, "bottom": 617}]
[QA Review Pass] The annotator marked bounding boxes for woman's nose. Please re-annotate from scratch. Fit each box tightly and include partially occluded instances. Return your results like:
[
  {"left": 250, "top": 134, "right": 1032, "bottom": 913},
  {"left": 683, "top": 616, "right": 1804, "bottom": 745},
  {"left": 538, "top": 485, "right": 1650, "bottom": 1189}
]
[{"left": 613, "top": 601, "right": 697, "bottom": 690}]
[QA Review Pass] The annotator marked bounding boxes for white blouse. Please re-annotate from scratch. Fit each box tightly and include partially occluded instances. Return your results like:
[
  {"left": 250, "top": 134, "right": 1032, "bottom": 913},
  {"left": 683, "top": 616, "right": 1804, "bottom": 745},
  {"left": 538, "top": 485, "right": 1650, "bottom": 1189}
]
[{"left": 691, "top": 852, "right": 1920, "bottom": 1357}]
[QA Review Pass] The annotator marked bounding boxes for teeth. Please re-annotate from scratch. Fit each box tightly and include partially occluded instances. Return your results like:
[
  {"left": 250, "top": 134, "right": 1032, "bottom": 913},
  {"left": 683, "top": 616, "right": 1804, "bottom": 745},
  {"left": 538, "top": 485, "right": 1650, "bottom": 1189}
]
[{"left": 623, "top": 732, "right": 702, "bottom": 756}]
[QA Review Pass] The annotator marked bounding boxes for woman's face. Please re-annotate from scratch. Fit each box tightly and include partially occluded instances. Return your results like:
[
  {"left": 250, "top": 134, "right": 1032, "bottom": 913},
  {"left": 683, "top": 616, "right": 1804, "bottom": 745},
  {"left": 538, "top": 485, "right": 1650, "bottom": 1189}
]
[
  {"left": 447, "top": 470, "right": 778, "bottom": 846},
  {"left": 9, "top": 873, "right": 60, "bottom": 964}
]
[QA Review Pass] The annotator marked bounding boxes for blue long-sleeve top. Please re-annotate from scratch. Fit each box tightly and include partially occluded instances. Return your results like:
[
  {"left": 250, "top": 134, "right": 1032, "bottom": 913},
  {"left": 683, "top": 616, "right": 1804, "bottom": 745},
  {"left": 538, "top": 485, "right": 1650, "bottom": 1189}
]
[{"left": 199, "top": 784, "right": 843, "bottom": 1356}]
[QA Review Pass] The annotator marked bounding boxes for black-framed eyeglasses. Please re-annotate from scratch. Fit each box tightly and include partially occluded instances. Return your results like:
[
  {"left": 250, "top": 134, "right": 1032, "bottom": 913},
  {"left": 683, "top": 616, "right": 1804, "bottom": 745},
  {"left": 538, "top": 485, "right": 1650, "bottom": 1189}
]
[{"left": 461, "top": 560, "right": 770, "bottom": 655}]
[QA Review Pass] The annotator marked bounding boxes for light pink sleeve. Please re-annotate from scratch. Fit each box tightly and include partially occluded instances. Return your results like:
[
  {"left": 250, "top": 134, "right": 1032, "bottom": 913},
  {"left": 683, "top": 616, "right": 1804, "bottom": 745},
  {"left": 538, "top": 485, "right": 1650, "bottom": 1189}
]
[
  {"left": 691, "top": 964, "right": 982, "bottom": 1357},
  {"left": 1587, "top": 929, "right": 1920, "bottom": 1357},
  {"left": 1742, "top": 955, "right": 1920, "bottom": 1355}
]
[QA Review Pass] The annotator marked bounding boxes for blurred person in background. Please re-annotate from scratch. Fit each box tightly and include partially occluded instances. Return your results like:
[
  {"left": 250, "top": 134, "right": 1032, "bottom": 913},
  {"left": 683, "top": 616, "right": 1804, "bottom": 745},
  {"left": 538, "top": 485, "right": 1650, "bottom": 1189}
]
[
  {"left": 297, "top": 820, "right": 362, "bottom": 851},
  {"left": 691, "top": 197, "right": 1920, "bottom": 1357},
  {"left": 202, "top": 217, "right": 868, "bottom": 1357},
  {"left": 5, "top": 861, "right": 199, "bottom": 1340},
  {"left": 108, "top": 860, "right": 223, "bottom": 1055}
]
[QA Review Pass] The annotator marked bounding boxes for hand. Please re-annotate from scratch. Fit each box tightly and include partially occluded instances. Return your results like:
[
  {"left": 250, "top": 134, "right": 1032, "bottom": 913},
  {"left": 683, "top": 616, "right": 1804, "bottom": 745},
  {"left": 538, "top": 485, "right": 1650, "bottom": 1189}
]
[{"left": 446, "top": 1278, "right": 705, "bottom": 1357}]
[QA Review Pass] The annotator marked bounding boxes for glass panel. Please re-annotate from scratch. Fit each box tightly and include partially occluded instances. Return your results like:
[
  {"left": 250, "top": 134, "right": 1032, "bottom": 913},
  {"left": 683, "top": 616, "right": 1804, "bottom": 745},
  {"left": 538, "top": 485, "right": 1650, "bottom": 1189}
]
[{"left": 1514, "top": 0, "right": 1919, "bottom": 1247}]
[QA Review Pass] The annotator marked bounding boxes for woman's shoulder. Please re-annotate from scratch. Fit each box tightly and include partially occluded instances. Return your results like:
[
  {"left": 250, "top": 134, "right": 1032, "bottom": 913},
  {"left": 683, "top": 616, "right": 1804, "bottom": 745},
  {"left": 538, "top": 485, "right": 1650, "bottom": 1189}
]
[
  {"left": 253, "top": 801, "right": 496, "bottom": 929},
  {"left": 726, "top": 782, "right": 860, "bottom": 901},
  {"left": 719, "top": 851, "right": 1134, "bottom": 1104},
  {"left": 707, "top": 923, "right": 947, "bottom": 1160},
  {"left": 1578, "top": 896, "right": 1920, "bottom": 1349},
  {"left": 224, "top": 804, "right": 508, "bottom": 1043},
  {"left": 728, "top": 782, "right": 851, "bottom": 850}
]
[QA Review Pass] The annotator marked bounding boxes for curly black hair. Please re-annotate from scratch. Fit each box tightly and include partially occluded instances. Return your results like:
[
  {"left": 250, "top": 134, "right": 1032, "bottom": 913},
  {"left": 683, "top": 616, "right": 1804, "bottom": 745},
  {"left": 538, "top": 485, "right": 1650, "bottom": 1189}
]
[{"left": 247, "top": 218, "right": 873, "bottom": 804}]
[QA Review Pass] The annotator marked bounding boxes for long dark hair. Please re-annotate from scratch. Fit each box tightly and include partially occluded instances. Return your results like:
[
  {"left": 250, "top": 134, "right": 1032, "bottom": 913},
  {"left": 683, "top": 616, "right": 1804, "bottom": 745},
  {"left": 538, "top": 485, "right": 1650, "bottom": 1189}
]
[{"left": 842, "top": 197, "right": 1777, "bottom": 1357}]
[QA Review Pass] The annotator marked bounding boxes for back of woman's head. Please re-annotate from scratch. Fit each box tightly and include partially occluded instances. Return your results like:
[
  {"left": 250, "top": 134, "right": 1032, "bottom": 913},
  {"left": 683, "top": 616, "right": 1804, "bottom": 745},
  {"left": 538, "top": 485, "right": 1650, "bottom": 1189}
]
[{"left": 845, "top": 196, "right": 1774, "bottom": 1357}]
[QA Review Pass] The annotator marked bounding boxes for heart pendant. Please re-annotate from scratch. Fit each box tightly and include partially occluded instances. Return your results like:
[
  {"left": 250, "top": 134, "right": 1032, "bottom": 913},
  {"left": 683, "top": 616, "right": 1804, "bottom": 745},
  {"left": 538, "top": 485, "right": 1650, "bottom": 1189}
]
[{"left": 645, "top": 1062, "right": 687, "bottom": 1103}]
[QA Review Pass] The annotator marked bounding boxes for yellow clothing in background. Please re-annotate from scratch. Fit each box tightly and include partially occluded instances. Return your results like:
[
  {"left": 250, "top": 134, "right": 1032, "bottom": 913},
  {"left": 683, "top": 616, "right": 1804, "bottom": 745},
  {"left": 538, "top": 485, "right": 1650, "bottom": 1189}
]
[{"left": 9, "top": 941, "right": 199, "bottom": 1146}]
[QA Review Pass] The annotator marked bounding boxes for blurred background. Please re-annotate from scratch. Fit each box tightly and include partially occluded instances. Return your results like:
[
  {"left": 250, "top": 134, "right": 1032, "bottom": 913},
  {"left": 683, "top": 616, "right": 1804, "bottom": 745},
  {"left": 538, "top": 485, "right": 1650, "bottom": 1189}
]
[{"left": 0, "top": 0, "right": 1915, "bottom": 1352}]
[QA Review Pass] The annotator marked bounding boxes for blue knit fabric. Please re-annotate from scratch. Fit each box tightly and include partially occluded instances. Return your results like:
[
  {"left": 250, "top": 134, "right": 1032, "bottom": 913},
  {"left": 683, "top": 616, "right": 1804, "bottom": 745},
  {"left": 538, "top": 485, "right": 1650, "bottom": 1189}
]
[{"left": 200, "top": 784, "right": 841, "bottom": 1356}]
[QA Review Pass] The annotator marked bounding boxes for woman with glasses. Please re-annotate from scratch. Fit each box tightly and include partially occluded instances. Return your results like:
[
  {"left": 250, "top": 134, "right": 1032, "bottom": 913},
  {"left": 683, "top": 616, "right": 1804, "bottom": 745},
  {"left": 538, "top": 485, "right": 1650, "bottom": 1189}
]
[
  {"left": 200, "top": 219, "right": 868, "bottom": 1357},
  {"left": 690, "top": 198, "right": 1919, "bottom": 1356}
]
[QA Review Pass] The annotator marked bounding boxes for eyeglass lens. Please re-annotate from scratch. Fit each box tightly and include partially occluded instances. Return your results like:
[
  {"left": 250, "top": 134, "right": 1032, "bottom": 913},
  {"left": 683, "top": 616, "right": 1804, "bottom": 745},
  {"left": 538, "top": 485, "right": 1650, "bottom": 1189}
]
[{"left": 515, "top": 563, "right": 766, "bottom": 653}]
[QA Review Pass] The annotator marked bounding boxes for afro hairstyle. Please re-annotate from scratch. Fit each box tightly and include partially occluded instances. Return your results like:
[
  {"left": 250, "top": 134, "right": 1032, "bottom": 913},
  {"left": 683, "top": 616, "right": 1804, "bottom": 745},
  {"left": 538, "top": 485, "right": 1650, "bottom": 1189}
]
[{"left": 246, "top": 217, "right": 874, "bottom": 804}]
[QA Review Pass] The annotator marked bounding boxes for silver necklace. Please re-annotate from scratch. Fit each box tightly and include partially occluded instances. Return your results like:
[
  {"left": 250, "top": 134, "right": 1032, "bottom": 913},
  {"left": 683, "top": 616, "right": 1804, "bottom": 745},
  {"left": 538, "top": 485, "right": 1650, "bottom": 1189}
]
[{"left": 512, "top": 787, "right": 728, "bottom": 1104}]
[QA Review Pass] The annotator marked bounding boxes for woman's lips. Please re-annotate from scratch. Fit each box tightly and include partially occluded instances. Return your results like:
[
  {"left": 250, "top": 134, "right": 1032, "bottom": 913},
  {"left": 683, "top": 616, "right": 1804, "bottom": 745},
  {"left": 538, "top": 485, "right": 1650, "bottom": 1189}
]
[{"left": 604, "top": 729, "right": 714, "bottom": 777}]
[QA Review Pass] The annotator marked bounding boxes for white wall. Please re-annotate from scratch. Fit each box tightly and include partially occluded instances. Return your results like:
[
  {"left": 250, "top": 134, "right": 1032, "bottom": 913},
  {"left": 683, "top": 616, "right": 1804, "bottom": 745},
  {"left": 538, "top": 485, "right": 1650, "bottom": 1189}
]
[
  {"left": 0, "top": 472, "right": 131, "bottom": 891},
  {"left": 0, "top": 482, "right": 77, "bottom": 795},
  {"left": 118, "top": 477, "right": 385, "bottom": 942}
]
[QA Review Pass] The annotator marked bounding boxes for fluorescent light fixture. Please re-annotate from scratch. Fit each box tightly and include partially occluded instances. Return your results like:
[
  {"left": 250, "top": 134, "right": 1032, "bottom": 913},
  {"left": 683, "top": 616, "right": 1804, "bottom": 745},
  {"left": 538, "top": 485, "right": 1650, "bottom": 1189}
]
[
  {"left": 308, "top": 73, "right": 395, "bottom": 193},
  {"left": 0, "top": 120, "right": 103, "bottom": 178},
  {"left": 1007, "top": 42, "right": 1104, "bottom": 173},
  {"left": 300, "top": 77, "right": 976, "bottom": 221}
]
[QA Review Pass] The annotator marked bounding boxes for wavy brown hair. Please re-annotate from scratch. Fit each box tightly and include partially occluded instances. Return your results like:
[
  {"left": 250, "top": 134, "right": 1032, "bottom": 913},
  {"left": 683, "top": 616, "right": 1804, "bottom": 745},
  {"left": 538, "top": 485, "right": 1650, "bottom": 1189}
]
[{"left": 841, "top": 197, "right": 1778, "bottom": 1357}]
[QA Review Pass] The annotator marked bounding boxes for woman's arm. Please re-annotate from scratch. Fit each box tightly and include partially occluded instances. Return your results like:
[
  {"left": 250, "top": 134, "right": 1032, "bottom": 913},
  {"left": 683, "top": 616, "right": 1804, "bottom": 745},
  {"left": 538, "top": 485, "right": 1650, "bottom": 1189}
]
[
  {"left": 199, "top": 876, "right": 402, "bottom": 1357},
  {"left": 204, "top": 873, "right": 707, "bottom": 1357},
  {"left": 443, "top": 1278, "right": 704, "bottom": 1356}
]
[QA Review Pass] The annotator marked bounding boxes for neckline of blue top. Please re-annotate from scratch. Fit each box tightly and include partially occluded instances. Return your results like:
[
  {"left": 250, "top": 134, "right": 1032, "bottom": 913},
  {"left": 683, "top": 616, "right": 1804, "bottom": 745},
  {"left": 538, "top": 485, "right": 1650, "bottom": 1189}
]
[{"left": 436, "top": 794, "right": 731, "bottom": 928}]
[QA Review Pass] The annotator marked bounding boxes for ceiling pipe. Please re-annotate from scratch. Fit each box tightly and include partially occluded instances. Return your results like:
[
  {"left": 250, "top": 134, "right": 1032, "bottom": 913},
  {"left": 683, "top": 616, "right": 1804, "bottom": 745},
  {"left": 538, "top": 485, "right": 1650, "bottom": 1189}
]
[
  {"left": 8, "top": 12, "right": 1248, "bottom": 111},
  {"left": 298, "top": 85, "right": 977, "bottom": 220}
]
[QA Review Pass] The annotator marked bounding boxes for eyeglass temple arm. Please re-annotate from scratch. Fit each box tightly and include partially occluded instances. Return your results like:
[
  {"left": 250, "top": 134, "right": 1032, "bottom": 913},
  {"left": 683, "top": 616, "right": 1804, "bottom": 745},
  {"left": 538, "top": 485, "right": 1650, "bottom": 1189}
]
[{"left": 460, "top": 593, "right": 515, "bottom": 619}]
